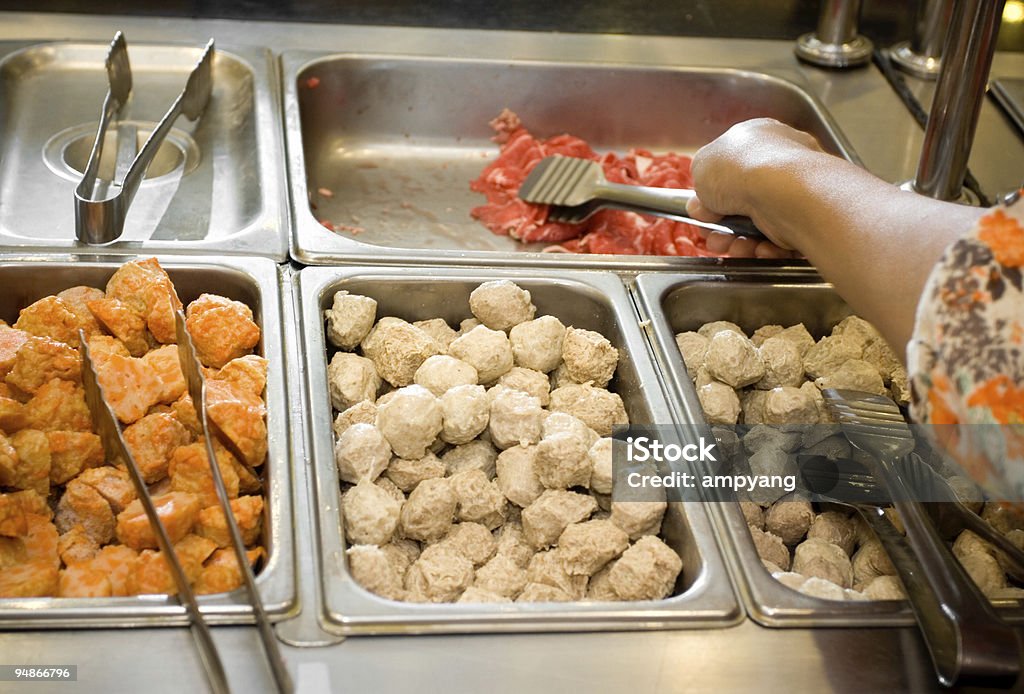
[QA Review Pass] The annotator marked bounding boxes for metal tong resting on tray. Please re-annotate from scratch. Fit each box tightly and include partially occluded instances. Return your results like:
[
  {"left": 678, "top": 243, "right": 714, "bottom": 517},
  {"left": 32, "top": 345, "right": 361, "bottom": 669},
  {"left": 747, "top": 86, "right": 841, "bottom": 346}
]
[
  {"left": 74, "top": 32, "right": 215, "bottom": 245},
  {"left": 80, "top": 331, "right": 230, "bottom": 694},
  {"left": 517, "top": 155, "right": 767, "bottom": 239},
  {"left": 820, "top": 388, "right": 1022, "bottom": 688},
  {"left": 174, "top": 310, "right": 293, "bottom": 694}
]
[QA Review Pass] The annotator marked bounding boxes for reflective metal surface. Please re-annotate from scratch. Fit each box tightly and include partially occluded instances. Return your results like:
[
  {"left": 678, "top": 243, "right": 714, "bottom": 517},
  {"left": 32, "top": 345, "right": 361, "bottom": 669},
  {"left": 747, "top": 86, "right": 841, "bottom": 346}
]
[
  {"left": 0, "top": 256, "right": 296, "bottom": 628},
  {"left": 632, "top": 272, "right": 1024, "bottom": 627},
  {"left": 795, "top": 0, "right": 873, "bottom": 68},
  {"left": 298, "top": 266, "right": 741, "bottom": 634},
  {"left": 284, "top": 51, "right": 856, "bottom": 269},
  {"left": 0, "top": 41, "right": 288, "bottom": 259}
]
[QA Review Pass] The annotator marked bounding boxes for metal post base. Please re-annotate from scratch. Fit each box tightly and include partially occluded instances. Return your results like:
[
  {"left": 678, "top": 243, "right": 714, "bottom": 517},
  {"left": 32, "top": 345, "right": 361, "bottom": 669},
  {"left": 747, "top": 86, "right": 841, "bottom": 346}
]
[
  {"left": 795, "top": 32, "right": 873, "bottom": 68},
  {"left": 898, "top": 179, "right": 980, "bottom": 205},
  {"left": 889, "top": 41, "right": 942, "bottom": 79}
]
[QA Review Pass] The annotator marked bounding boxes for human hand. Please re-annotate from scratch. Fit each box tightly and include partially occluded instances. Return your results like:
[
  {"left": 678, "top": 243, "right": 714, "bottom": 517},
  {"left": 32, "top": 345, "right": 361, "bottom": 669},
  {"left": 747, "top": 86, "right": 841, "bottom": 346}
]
[{"left": 686, "top": 118, "right": 825, "bottom": 258}]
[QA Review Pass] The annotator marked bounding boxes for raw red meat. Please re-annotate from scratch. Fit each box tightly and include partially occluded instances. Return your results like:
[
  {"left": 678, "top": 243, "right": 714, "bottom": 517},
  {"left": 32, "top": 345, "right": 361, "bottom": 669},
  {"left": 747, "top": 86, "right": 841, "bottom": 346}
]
[{"left": 469, "top": 109, "right": 714, "bottom": 257}]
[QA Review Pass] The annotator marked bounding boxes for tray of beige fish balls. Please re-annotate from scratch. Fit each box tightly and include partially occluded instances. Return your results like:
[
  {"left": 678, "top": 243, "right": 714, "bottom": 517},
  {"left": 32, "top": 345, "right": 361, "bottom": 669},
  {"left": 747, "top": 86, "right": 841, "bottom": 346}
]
[
  {"left": 0, "top": 256, "right": 295, "bottom": 628},
  {"left": 634, "top": 272, "right": 1024, "bottom": 628},
  {"left": 298, "top": 266, "right": 741, "bottom": 634}
]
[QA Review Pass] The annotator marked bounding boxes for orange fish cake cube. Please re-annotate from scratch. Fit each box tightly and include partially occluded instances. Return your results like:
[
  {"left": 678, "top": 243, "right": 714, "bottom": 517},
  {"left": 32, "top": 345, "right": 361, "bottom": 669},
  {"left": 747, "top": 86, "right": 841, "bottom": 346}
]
[
  {"left": 14, "top": 296, "right": 83, "bottom": 347},
  {"left": 206, "top": 379, "right": 268, "bottom": 468},
  {"left": 170, "top": 393, "right": 202, "bottom": 438},
  {"left": 194, "top": 546, "right": 264, "bottom": 595},
  {"left": 57, "top": 524, "right": 99, "bottom": 566},
  {"left": 0, "top": 396, "right": 29, "bottom": 432},
  {"left": 56, "top": 480, "right": 115, "bottom": 545},
  {"left": 175, "top": 533, "right": 219, "bottom": 583},
  {"left": 88, "top": 545, "right": 138, "bottom": 596},
  {"left": 168, "top": 441, "right": 240, "bottom": 507},
  {"left": 5, "top": 337, "right": 81, "bottom": 395},
  {"left": 123, "top": 412, "right": 192, "bottom": 483},
  {"left": 0, "top": 325, "right": 31, "bottom": 379},
  {"left": 9, "top": 489, "right": 50, "bottom": 518},
  {"left": 0, "top": 536, "right": 28, "bottom": 568},
  {"left": 24, "top": 379, "right": 93, "bottom": 433},
  {"left": 87, "top": 297, "right": 151, "bottom": 357},
  {"left": 23, "top": 514, "right": 59, "bottom": 570},
  {"left": 185, "top": 295, "right": 261, "bottom": 369},
  {"left": 115, "top": 491, "right": 201, "bottom": 550},
  {"left": 141, "top": 345, "right": 187, "bottom": 404},
  {"left": 47, "top": 431, "right": 104, "bottom": 484},
  {"left": 105, "top": 258, "right": 182, "bottom": 346},
  {"left": 127, "top": 549, "right": 177, "bottom": 596},
  {"left": 0, "top": 491, "right": 28, "bottom": 537},
  {"left": 195, "top": 495, "right": 264, "bottom": 548},
  {"left": 75, "top": 466, "right": 136, "bottom": 514},
  {"left": 0, "top": 560, "right": 59, "bottom": 597},
  {"left": 56, "top": 286, "right": 106, "bottom": 340},
  {"left": 58, "top": 564, "right": 113, "bottom": 597},
  {"left": 8, "top": 429, "right": 51, "bottom": 496},
  {"left": 94, "top": 353, "right": 164, "bottom": 424},
  {"left": 212, "top": 355, "right": 268, "bottom": 398}
]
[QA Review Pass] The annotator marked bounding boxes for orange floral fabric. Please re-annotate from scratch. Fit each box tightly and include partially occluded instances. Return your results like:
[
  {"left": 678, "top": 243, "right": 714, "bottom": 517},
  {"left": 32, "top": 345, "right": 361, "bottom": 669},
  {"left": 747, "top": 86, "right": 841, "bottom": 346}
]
[{"left": 909, "top": 195, "right": 1024, "bottom": 502}]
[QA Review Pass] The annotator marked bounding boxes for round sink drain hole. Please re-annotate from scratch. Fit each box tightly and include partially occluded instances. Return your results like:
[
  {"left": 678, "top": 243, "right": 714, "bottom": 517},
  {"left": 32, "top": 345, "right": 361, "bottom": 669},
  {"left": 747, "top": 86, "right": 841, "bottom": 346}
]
[{"left": 43, "top": 121, "right": 201, "bottom": 184}]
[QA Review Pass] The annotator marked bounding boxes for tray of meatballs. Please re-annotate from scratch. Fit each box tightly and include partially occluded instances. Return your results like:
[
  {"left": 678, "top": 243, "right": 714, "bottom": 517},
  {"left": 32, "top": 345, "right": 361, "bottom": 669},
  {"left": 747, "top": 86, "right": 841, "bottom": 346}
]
[
  {"left": 634, "top": 272, "right": 1024, "bottom": 627},
  {"left": 0, "top": 256, "right": 294, "bottom": 627},
  {"left": 299, "top": 266, "right": 741, "bottom": 634}
]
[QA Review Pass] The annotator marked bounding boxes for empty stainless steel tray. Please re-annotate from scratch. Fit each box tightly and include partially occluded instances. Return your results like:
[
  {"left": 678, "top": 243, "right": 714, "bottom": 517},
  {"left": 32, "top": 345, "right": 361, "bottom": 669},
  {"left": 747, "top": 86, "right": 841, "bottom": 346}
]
[
  {"left": 297, "top": 266, "right": 741, "bottom": 634},
  {"left": 633, "top": 272, "right": 1024, "bottom": 627},
  {"left": 0, "top": 41, "right": 287, "bottom": 259},
  {"left": 0, "top": 255, "right": 295, "bottom": 628},
  {"left": 283, "top": 52, "right": 858, "bottom": 269}
]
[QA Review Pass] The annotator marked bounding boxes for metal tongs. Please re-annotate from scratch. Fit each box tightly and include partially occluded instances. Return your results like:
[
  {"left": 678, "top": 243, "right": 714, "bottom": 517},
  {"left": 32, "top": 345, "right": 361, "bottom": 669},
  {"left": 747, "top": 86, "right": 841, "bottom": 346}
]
[
  {"left": 821, "top": 389, "right": 1022, "bottom": 688},
  {"left": 74, "top": 32, "right": 214, "bottom": 245},
  {"left": 80, "top": 317, "right": 292, "bottom": 693}
]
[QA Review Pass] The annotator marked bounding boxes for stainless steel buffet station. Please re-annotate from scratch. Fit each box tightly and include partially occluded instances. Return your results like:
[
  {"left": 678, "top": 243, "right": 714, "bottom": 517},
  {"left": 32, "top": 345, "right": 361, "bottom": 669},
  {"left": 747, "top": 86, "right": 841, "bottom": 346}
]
[{"left": 1, "top": 8, "right": 1024, "bottom": 693}]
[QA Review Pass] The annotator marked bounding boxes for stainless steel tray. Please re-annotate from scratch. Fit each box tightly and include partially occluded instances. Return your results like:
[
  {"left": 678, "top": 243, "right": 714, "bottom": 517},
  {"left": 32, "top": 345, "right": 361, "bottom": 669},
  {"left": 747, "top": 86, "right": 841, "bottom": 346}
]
[
  {"left": 0, "top": 255, "right": 295, "bottom": 628},
  {"left": 298, "top": 265, "right": 741, "bottom": 634},
  {"left": 282, "top": 51, "right": 858, "bottom": 269},
  {"left": 0, "top": 41, "right": 288, "bottom": 260},
  {"left": 633, "top": 271, "right": 1024, "bottom": 627}
]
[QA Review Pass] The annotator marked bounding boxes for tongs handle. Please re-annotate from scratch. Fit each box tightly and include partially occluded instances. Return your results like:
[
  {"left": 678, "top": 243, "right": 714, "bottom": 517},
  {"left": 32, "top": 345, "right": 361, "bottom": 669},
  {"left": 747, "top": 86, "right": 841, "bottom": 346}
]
[
  {"left": 872, "top": 459, "right": 1022, "bottom": 688},
  {"left": 591, "top": 180, "right": 764, "bottom": 239}
]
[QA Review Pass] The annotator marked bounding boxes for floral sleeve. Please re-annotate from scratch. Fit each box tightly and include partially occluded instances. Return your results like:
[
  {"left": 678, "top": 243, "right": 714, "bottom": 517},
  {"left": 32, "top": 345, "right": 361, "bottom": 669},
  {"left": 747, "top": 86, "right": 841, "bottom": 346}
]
[{"left": 907, "top": 196, "right": 1024, "bottom": 502}]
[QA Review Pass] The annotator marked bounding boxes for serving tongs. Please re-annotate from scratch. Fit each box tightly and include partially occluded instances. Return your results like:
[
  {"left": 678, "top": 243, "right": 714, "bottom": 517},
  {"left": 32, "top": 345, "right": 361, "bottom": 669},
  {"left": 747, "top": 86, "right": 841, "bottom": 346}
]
[
  {"left": 821, "top": 388, "right": 1022, "bottom": 688},
  {"left": 74, "top": 33, "right": 215, "bottom": 245},
  {"left": 517, "top": 155, "right": 766, "bottom": 239},
  {"left": 174, "top": 310, "right": 293, "bottom": 694},
  {"left": 80, "top": 331, "right": 230, "bottom": 694}
]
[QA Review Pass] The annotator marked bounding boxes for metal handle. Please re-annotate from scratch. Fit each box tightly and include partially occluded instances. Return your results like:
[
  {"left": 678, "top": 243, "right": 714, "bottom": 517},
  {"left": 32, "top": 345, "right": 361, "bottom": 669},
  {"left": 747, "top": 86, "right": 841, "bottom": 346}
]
[
  {"left": 872, "top": 459, "right": 1021, "bottom": 687},
  {"left": 595, "top": 181, "right": 766, "bottom": 239}
]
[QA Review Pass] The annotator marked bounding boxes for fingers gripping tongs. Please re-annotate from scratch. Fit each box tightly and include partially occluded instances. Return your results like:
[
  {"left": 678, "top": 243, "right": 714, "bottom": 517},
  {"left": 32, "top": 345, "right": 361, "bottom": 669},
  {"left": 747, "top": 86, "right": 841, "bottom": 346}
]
[{"left": 74, "top": 32, "right": 214, "bottom": 245}]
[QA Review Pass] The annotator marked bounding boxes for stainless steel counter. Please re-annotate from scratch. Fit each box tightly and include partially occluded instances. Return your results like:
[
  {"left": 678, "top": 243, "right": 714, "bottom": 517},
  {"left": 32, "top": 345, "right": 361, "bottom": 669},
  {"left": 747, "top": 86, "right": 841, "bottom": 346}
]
[{"left": 2, "top": 11, "right": 1023, "bottom": 693}]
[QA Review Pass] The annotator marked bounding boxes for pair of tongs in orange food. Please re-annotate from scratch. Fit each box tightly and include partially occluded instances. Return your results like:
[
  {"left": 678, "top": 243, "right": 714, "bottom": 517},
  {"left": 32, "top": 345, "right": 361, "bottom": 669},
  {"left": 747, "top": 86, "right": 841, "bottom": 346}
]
[{"left": 79, "top": 312, "right": 291, "bottom": 694}]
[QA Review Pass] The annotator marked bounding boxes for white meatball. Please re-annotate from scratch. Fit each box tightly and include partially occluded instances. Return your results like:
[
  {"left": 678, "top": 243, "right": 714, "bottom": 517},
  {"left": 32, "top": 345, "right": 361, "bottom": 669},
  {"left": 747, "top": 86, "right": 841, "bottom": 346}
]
[
  {"left": 807, "top": 511, "right": 857, "bottom": 556},
  {"left": 831, "top": 315, "right": 882, "bottom": 354},
  {"left": 561, "top": 327, "right": 619, "bottom": 388},
  {"left": 698, "top": 321, "right": 744, "bottom": 339},
  {"left": 469, "top": 280, "right": 536, "bottom": 331},
  {"left": 704, "top": 330, "right": 765, "bottom": 388},
  {"left": 404, "top": 544, "right": 474, "bottom": 603},
  {"left": 861, "top": 338, "right": 902, "bottom": 384},
  {"left": 384, "top": 452, "right": 446, "bottom": 493},
  {"left": 448, "top": 325, "right": 514, "bottom": 384},
  {"left": 750, "top": 324, "right": 784, "bottom": 347},
  {"left": 413, "top": 355, "right": 478, "bottom": 397},
  {"left": 333, "top": 400, "right": 378, "bottom": 438},
  {"left": 509, "top": 315, "right": 565, "bottom": 373},
  {"left": 862, "top": 575, "right": 906, "bottom": 600},
  {"left": 982, "top": 502, "right": 1024, "bottom": 534},
  {"left": 522, "top": 490, "right": 598, "bottom": 549},
  {"left": 814, "top": 359, "right": 886, "bottom": 396},
  {"left": 764, "top": 498, "right": 815, "bottom": 546},
  {"left": 450, "top": 469, "right": 508, "bottom": 530},
  {"left": 496, "top": 366, "right": 551, "bottom": 405},
  {"left": 549, "top": 362, "right": 580, "bottom": 390},
  {"left": 585, "top": 563, "right": 621, "bottom": 601},
  {"left": 797, "top": 576, "right": 846, "bottom": 601},
  {"left": 399, "top": 477, "right": 456, "bottom": 542},
  {"left": 549, "top": 384, "right": 629, "bottom": 437},
  {"left": 517, "top": 582, "right": 573, "bottom": 603},
  {"left": 558, "top": 519, "right": 630, "bottom": 576},
  {"left": 740, "top": 501, "right": 765, "bottom": 530},
  {"left": 434, "top": 521, "right": 498, "bottom": 566},
  {"left": 413, "top": 318, "right": 458, "bottom": 350},
  {"left": 763, "top": 386, "right": 819, "bottom": 425},
  {"left": 607, "top": 535, "right": 683, "bottom": 601},
  {"left": 793, "top": 538, "right": 853, "bottom": 588},
  {"left": 697, "top": 381, "right": 741, "bottom": 426},
  {"left": 327, "top": 352, "right": 381, "bottom": 411},
  {"left": 342, "top": 479, "right": 401, "bottom": 545},
  {"left": 488, "top": 387, "right": 544, "bottom": 450},
  {"left": 473, "top": 553, "right": 528, "bottom": 598},
  {"left": 609, "top": 499, "right": 666, "bottom": 541},
  {"left": 776, "top": 323, "right": 815, "bottom": 356},
  {"left": 852, "top": 539, "right": 896, "bottom": 585},
  {"left": 346, "top": 544, "right": 403, "bottom": 600},
  {"left": 438, "top": 384, "right": 489, "bottom": 445},
  {"left": 458, "top": 586, "right": 512, "bottom": 603},
  {"left": 588, "top": 437, "right": 614, "bottom": 495},
  {"left": 442, "top": 439, "right": 498, "bottom": 478},
  {"left": 458, "top": 318, "right": 481, "bottom": 334},
  {"left": 361, "top": 317, "right": 442, "bottom": 387},
  {"left": 495, "top": 445, "right": 545, "bottom": 508},
  {"left": 376, "top": 385, "right": 443, "bottom": 460},
  {"left": 755, "top": 336, "right": 805, "bottom": 390},
  {"left": 335, "top": 423, "right": 391, "bottom": 484},
  {"left": 803, "top": 334, "right": 861, "bottom": 379},
  {"left": 960, "top": 552, "right": 1007, "bottom": 597},
  {"left": 526, "top": 549, "right": 587, "bottom": 599},
  {"left": 740, "top": 389, "right": 767, "bottom": 425},
  {"left": 494, "top": 520, "right": 534, "bottom": 568},
  {"left": 749, "top": 525, "right": 791, "bottom": 570},
  {"left": 325, "top": 291, "right": 377, "bottom": 350},
  {"left": 675, "top": 331, "right": 709, "bottom": 379},
  {"left": 542, "top": 412, "right": 599, "bottom": 447},
  {"left": 535, "top": 431, "right": 592, "bottom": 489}
]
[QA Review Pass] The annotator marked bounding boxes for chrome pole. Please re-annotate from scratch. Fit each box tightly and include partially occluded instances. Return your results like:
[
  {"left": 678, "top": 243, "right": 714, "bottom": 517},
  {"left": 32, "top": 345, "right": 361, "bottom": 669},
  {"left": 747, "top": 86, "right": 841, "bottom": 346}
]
[
  {"left": 890, "top": 0, "right": 955, "bottom": 79},
  {"left": 913, "top": 0, "right": 1003, "bottom": 201},
  {"left": 795, "top": 0, "right": 873, "bottom": 68}
]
